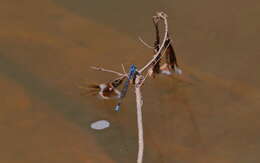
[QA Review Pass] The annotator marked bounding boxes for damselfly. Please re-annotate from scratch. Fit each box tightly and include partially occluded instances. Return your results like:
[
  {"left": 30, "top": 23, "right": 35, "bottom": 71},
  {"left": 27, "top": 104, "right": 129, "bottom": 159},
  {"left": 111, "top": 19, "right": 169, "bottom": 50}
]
[{"left": 114, "top": 64, "right": 138, "bottom": 112}]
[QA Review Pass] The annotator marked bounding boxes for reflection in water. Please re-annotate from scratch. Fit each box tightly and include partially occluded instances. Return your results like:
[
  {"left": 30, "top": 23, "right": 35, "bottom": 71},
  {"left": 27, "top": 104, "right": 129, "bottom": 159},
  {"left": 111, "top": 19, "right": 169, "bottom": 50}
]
[
  {"left": 54, "top": 0, "right": 260, "bottom": 88},
  {"left": 1, "top": 0, "right": 260, "bottom": 162}
]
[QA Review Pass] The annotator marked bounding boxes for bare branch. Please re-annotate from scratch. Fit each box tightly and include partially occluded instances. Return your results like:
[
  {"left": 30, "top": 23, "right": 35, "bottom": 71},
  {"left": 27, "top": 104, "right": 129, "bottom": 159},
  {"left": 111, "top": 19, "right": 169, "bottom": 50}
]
[
  {"left": 137, "top": 72, "right": 149, "bottom": 87},
  {"left": 121, "top": 64, "right": 127, "bottom": 74},
  {"left": 153, "top": 39, "right": 172, "bottom": 66},
  {"left": 86, "top": 12, "right": 175, "bottom": 163},
  {"left": 138, "top": 12, "right": 169, "bottom": 73},
  {"left": 135, "top": 75, "right": 144, "bottom": 163},
  {"left": 138, "top": 37, "right": 154, "bottom": 49},
  {"left": 90, "top": 66, "right": 125, "bottom": 76}
]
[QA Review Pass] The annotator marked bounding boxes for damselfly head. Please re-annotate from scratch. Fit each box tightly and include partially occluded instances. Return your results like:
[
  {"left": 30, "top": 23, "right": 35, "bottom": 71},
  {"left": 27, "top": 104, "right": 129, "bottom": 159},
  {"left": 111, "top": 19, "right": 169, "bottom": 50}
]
[{"left": 130, "top": 64, "right": 137, "bottom": 72}]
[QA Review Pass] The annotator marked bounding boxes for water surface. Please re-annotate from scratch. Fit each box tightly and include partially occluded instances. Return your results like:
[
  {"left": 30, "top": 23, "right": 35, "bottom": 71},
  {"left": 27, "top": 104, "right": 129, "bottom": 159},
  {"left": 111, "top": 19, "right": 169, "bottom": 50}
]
[{"left": 1, "top": 0, "right": 260, "bottom": 162}]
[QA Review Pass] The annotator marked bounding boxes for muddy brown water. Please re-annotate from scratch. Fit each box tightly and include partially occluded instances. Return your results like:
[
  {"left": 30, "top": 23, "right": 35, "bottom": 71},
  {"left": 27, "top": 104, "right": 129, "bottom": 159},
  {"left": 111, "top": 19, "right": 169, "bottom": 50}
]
[{"left": 1, "top": 0, "right": 260, "bottom": 162}]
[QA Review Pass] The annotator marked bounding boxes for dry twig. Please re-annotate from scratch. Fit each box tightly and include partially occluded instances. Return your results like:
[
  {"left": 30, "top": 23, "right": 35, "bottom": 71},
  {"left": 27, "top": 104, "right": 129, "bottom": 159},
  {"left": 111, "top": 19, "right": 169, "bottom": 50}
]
[
  {"left": 138, "top": 36, "right": 154, "bottom": 49},
  {"left": 86, "top": 11, "right": 176, "bottom": 163}
]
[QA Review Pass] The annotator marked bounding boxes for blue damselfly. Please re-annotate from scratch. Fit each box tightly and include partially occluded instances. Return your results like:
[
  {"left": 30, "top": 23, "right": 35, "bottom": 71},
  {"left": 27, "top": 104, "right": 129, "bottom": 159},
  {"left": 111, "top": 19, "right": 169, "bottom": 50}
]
[{"left": 114, "top": 64, "right": 138, "bottom": 112}]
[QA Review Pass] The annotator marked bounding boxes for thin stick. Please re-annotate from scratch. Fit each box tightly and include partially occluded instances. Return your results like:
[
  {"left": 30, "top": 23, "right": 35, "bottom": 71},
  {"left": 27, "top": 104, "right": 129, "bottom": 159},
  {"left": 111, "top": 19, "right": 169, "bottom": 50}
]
[
  {"left": 87, "top": 12, "right": 172, "bottom": 163},
  {"left": 137, "top": 72, "right": 149, "bottom": 87},
  {"left": 121, "top": 64, "right": 127, "bottom": 74},
  {"left": 135, "top": 75, "right": 144, "bottom": 163},
  {"left": 134, "top": 12, "right": 169, "bottom": 163},
  {"left": 152, "top": 39, "right": 172, "bottom": 67},
  {"left": 135, "top": 12, "right": 169, "bottom": 163},
  {"left": 90, "top": 66, "right": 125, "bottom": 76},
  {"left": 139, "top": 12, "right": 168, "bottom": 73},
  {"left": 138, "top": 37, "right": 154, "bottom": 49}
]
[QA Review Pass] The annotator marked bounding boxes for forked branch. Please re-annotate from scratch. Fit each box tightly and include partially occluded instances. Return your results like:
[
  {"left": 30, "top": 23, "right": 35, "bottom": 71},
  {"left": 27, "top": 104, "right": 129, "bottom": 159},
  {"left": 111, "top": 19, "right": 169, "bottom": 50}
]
[{"left": 86, "top": 11, "right": 177, "bottom": 163}]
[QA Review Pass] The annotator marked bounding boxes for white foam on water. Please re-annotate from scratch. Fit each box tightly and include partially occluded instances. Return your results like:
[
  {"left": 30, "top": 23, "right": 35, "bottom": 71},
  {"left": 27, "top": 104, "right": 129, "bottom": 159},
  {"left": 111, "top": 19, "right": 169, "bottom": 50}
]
[{"left": 90, "top": 120, "right": 110, "bottom": 130}]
